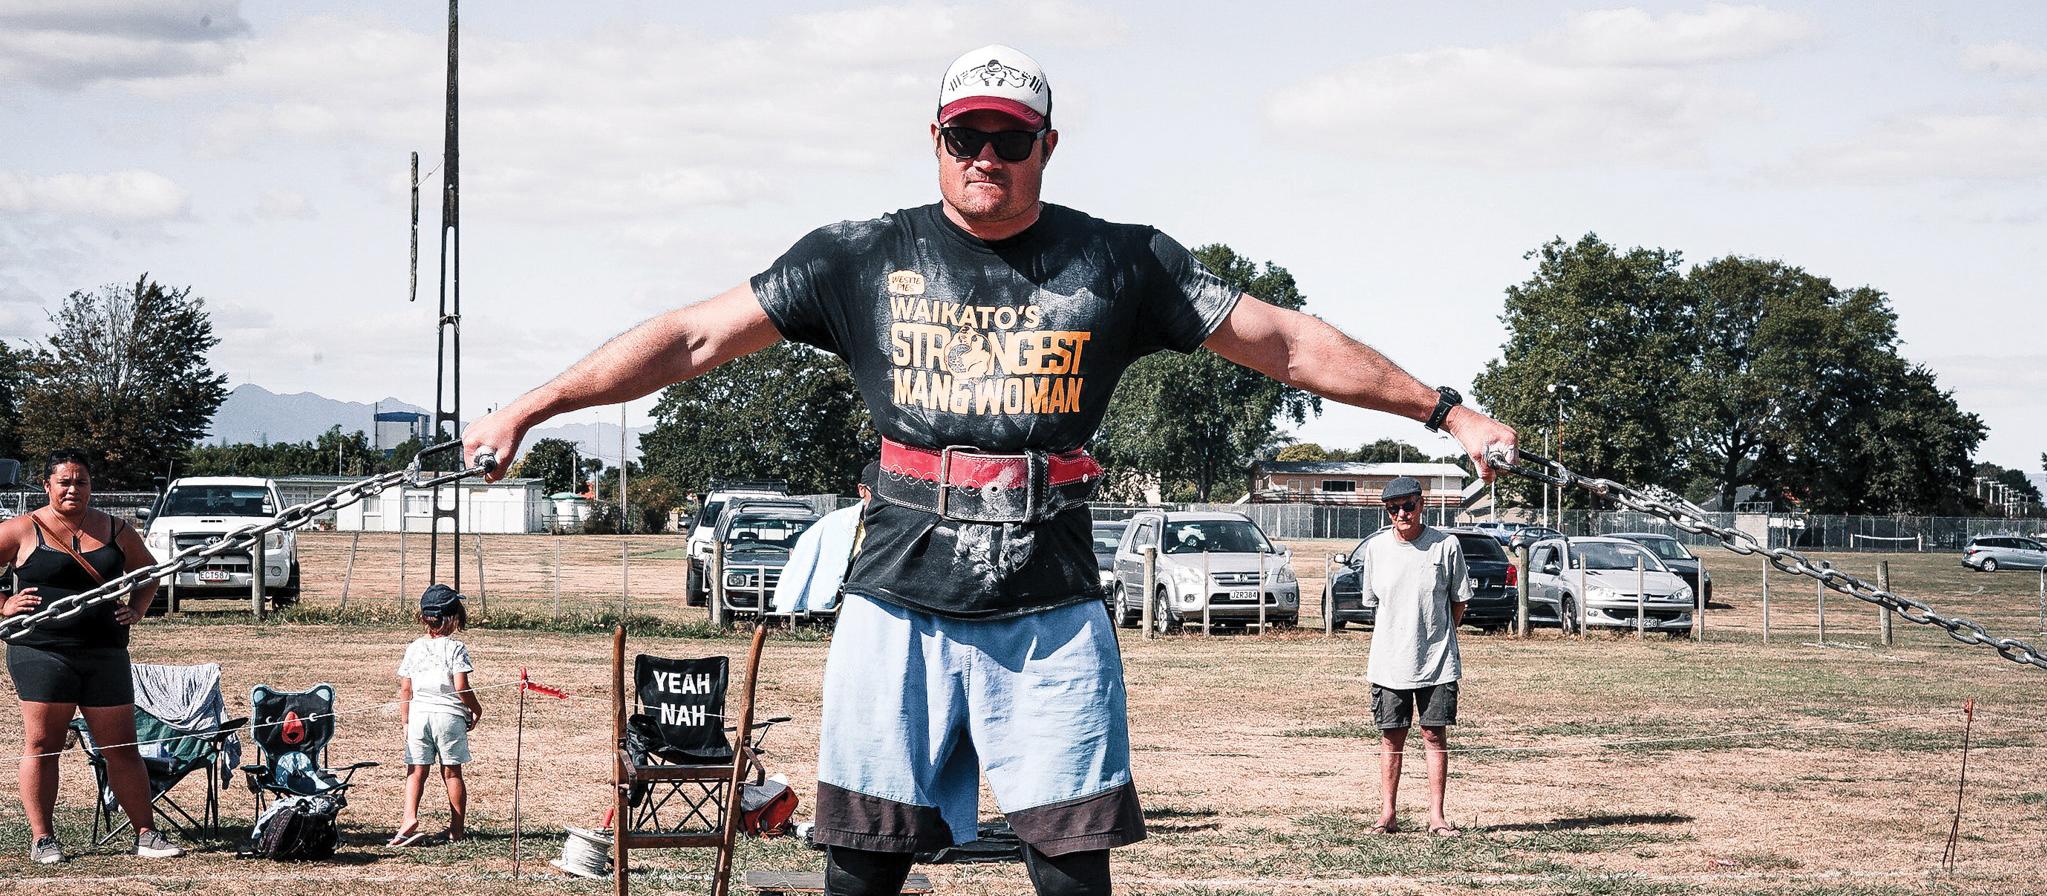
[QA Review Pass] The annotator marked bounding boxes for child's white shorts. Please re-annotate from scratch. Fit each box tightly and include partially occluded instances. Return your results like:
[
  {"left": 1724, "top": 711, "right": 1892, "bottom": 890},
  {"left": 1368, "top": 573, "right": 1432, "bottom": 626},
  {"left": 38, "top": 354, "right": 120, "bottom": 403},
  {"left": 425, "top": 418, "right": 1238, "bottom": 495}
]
[{"left": 405, "top": 712, "right": 472, "bottom": 766}]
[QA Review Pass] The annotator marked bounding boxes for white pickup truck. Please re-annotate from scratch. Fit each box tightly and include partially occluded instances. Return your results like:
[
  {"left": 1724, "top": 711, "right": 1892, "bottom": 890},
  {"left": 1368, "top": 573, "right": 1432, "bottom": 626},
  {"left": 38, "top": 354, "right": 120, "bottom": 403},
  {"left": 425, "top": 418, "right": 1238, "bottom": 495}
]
[{"left": 138, "top": 476, "right": 300, "bottom": 608}]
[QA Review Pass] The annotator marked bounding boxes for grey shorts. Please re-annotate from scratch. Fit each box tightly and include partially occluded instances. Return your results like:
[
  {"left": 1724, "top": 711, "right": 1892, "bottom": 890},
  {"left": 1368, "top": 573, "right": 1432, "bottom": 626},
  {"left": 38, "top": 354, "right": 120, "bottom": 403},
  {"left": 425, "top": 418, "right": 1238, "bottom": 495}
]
[{"left": 1370, "top": 681, "right": 1458, "bottom": 730}]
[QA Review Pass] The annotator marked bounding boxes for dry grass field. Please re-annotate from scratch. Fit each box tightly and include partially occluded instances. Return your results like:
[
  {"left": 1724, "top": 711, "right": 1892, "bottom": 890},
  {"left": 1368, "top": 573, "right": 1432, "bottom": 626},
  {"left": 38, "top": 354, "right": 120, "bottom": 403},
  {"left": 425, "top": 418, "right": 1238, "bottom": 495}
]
[{"left": 3, "top": 533, "right": 2045, "bottom": 894}]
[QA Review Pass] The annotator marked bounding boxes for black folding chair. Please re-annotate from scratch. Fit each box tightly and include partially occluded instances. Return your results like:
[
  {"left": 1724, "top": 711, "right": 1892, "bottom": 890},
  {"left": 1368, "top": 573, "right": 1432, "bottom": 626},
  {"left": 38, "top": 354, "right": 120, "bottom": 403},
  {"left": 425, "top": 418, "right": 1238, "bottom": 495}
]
[{"left": 240, "top": 684, "right": 377, "bottom": 812}]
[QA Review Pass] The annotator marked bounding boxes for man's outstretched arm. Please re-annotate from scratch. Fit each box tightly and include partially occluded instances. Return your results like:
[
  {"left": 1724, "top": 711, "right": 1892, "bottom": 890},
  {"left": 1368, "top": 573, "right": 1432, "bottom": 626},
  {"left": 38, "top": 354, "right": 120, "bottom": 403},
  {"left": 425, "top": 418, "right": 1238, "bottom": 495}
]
[
  {"left": 462, "top": 285, "right": 781, "bottom": 477},
  {"left": 1203, "top": 294, "right": 1518, "bottom": 479}
]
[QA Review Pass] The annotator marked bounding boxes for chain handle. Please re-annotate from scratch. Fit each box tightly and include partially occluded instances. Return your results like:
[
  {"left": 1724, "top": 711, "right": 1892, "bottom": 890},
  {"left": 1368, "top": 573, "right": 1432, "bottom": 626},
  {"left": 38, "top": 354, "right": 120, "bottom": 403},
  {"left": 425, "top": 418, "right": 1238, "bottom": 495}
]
[
  {"left": 1490, "top": 448, "right": 2047, "bottom": 672},
  {"left": 0, "top": 441, "right": 495, "bottom": 641}
]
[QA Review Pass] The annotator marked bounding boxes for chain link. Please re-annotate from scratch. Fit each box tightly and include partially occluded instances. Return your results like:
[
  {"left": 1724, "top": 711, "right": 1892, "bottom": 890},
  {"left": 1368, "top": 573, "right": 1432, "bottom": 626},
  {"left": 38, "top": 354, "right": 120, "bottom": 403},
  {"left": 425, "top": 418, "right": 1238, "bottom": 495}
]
[
  {"left": 0, "top": 442, "right": 493, "bottom": 641},
  {"left": 1492, "top": 449, "right": 2047, "bottom": 672}
]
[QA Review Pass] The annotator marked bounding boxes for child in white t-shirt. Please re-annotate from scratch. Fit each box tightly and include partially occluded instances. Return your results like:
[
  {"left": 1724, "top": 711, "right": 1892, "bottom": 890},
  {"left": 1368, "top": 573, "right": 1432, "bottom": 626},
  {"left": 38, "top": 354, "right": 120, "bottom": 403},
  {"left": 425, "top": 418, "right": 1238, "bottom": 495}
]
[{"left": 392, "top": 584, "right": 483, "bottom": 846}]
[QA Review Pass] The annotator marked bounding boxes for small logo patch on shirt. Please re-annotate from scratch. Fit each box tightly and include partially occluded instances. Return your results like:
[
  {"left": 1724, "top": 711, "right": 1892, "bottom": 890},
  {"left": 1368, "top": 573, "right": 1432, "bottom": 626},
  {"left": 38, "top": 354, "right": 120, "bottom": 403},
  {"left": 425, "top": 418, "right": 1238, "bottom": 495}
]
[{"left": 886, "top": 271, "right": 926, "bottom": 296}]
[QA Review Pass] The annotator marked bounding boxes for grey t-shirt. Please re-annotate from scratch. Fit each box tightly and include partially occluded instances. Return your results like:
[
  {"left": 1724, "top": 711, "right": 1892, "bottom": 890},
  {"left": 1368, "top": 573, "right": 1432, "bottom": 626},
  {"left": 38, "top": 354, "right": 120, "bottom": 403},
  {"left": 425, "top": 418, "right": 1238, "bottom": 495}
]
[{"left": 1361, "top": 527, "right": 1473, "bottom": 689}]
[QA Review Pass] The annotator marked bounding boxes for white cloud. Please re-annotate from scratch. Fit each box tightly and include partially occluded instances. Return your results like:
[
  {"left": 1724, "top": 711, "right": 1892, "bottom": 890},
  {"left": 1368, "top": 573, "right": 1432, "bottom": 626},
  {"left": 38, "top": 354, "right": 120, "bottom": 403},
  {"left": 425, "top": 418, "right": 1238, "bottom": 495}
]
[
  {"left": 1786, "top": 112, "right": 2047, "bottom": 182},
  {"left": 0, "top": 1, "right": 250, "bottom": 89},
  {"left": 1962, "top": 41, "right": 2047, "bottom": 77},
  {"left": 1540, "top": 4, "right": 1813, "bottom": 67},
  {"left": 0, "top": 169, "right": 189, "bottom": 220},
  {"left": 252, "top": 188, "right": 313, "bottom": 220}
]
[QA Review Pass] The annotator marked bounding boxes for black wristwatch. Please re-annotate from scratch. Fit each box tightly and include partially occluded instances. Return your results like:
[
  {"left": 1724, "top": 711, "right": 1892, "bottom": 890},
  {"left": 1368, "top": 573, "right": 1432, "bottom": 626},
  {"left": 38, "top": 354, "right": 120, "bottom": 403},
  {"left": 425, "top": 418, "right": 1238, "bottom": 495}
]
[{"left": 1424, "top": 386, "right": 1462, "bottom": 432}]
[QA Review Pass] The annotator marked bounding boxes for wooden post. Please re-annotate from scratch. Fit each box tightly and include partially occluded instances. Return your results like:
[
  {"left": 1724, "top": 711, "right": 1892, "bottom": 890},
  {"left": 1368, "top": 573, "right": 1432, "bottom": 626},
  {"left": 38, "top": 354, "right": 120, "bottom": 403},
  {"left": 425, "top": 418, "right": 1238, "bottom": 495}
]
[
  {"left": 2038, "top": 565, "right": 2045, "bottom": 633},
  {"left": 1323, "top": 554, "right": 1335, "bottom": 636},
  {"left": 1692, "top": 552, "right": 1705, "bottom": 642},
  {"left": 1257, "top": 548, "right": 1268, "bottom": 634},
  {"left": 398, "top": 521, "right": 409, "bottom": 611},
  {"left": 474, "top": 533, "right": 488, "bottom": 615},
  {"left": 1761, "top": 558, "right": 1771, "bottom": 644},
  {"left": 1878, "top": 560, "right": 1893, "bottom": 647},
  {"left": 551, "top": 538, "right": 561, "bottom": 617},
  {"left": 1515, "top": 544, "right": 1530, "bottom": 638},
  {"left": 711, "top": 540, "right": 727, "bottom": 629},
  {"left": 1816, "top": 560, "right": 1828, "bottom": 645},
  {"left": 1140, "top": 546, "right": 1157, "bottom": 640},
  {"left": 338, "top": 530, "right": 361, "bottom": 611},
  {"left": 1635, "top": 555, "right": 1645, "bottom": 640},
  {"left": 1200, "top": 551, "right": 1211, "bottom": 636},
  {"left": 166, "top": 576, "right": 180, "bottom": 616},
  {"left": 251, "top": 545, "right": 266, "bottom": 620}
]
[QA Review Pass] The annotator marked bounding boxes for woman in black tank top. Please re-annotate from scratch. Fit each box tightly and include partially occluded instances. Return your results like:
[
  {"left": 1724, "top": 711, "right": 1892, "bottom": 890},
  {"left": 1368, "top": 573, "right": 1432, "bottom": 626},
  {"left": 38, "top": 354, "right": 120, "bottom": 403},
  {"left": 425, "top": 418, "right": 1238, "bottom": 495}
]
[{"left": 1, "top": 449, "right": 180, "bottom": 861}]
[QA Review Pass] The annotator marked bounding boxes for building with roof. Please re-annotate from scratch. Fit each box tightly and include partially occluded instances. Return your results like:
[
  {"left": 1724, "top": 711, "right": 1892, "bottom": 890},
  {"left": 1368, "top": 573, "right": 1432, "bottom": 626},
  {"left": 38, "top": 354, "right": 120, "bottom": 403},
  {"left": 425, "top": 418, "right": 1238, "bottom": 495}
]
[{"left": 1248, "top": 460, "right": 1470, "bottom": 511}]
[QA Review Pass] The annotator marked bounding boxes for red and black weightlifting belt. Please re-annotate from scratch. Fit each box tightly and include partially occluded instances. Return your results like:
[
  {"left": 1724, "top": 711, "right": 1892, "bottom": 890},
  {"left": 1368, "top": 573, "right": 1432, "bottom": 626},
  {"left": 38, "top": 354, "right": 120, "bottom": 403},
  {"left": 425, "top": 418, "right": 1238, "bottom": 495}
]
[{"left": 876, "top": 437, "right": 1103, "bottom": 524}]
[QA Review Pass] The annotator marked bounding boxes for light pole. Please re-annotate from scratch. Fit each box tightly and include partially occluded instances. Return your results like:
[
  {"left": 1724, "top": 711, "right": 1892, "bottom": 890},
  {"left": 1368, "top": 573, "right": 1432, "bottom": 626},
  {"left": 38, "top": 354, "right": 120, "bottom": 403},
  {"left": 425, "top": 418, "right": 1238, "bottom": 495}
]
[{"left": 1547, "top": 383, "right": 1575, "bottom": 530}]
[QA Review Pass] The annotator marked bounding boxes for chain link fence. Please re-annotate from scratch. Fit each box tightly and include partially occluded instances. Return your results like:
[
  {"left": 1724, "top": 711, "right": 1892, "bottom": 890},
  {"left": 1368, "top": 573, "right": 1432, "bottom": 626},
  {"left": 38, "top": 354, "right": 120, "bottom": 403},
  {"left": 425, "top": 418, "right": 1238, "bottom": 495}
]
[{"left": 1565, "top": 510, "right": 2047, "bottom": 552}]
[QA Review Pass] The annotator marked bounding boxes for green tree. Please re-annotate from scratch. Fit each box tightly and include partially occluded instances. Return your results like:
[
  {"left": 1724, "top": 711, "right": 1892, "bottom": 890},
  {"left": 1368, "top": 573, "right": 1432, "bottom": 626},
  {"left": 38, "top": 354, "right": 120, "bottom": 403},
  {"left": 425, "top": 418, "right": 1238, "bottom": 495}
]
[
  {"left": 1349, "top": 438, "right": 1430, "bottom": 464},
  {"left": 1093, "top": 245, "right": 1320, "bottom": 501},
  {"left": 1471, "top": 235, "right": 1694, "bottom": 509},
  {"left": 0, "top": 344, "right": 26, "bottom": 462},
  {"left": 638, "top": 342, "right": 874, "bottom": 495},
  {"left": 512, "top": 437, "right": 584, "bottom": 494},
  {"left": 185, "top": 427, "right": 398, "bottom": 478},
  {"left": 20, "top": 275, "right": 229, "bottom": 487},
  {"left": 1273, "top": 443, "right": 1335, "bottom": 462}
]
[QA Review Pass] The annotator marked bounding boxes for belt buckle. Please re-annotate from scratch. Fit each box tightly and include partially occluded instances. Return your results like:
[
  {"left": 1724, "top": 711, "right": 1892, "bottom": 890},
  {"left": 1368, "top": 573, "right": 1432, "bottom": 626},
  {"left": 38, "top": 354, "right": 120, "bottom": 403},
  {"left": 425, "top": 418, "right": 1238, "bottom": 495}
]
[
  {"left": 1023, "top": 449, "right": 1048, "bottom": 523},
  {"left": 937, "top": 445, "right": 970, "bottom": 518}
]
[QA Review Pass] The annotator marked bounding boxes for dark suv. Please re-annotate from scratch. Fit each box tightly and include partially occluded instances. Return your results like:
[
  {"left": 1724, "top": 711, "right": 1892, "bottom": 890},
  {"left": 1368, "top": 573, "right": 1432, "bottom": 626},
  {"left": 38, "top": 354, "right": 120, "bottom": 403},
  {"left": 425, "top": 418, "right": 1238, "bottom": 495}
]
[
  {"left": 706, "top": 499, "right": 819, "bottom": 618},
  {"left": 1322, "top": 526, "right": 1517, "bottom": 632}
]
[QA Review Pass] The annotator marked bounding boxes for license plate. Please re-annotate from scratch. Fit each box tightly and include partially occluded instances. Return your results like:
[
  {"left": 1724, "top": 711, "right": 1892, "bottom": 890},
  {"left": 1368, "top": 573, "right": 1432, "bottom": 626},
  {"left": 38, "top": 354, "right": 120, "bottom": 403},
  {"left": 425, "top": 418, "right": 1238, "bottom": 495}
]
[
  {"left": 198, "top": 570, "right": 231, "bottom": 583},
  {"left": 1230, "top": 588, "right": 1258, "bottom": 601}
]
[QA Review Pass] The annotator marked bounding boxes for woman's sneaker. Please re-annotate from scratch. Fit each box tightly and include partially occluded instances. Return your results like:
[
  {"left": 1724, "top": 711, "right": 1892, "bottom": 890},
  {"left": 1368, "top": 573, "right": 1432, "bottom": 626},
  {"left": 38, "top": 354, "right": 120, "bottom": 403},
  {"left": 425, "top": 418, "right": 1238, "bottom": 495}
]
[
  {"left": 29, "top": 835, "right": 64, "bottom": 864},
  {"left": 134, "top": 829, "right": 184, "bottom": 858}
]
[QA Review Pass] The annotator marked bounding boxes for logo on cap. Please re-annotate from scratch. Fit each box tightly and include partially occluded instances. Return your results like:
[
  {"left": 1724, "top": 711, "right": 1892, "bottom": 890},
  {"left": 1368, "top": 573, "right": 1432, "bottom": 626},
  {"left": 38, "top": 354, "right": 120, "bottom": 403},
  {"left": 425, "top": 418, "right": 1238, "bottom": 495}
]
[{"left": 949, "top": 59, "right": 1043, "bottom": 95}]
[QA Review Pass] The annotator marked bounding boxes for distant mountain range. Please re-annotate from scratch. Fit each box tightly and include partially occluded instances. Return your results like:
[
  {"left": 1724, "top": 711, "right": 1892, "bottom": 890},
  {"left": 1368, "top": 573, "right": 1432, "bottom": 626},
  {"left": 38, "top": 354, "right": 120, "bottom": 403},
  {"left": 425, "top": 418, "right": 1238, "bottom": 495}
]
[{"left": 204, "top": 384, "right": 648, "bottom": 465}]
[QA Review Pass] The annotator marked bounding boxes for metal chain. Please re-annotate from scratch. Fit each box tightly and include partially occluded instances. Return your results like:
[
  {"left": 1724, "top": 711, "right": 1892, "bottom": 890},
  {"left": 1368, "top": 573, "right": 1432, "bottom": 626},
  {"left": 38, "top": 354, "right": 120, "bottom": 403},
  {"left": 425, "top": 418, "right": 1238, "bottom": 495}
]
[
  {"left": 1491, "top": 449, "right": 2047, "bottom": 672},
  {"left": 0, "top": 442, "right": 494, "bottom": 641}
]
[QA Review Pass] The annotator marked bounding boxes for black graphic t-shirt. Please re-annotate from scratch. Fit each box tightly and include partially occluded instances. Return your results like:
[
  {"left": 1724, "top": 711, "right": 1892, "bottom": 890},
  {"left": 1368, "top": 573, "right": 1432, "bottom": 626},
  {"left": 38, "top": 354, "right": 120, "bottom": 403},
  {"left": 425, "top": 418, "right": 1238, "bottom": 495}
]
[{"left": 752, "top": 202, "right": 1240, "bottom": 618}]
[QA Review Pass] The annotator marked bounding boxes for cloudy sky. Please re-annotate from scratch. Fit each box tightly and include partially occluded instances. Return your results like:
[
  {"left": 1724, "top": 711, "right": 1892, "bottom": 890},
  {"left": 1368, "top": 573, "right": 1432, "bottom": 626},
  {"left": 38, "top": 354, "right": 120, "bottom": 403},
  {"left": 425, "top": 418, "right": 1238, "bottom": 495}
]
[{"left": 3, "top": 1, "right": 2042, "bottom": 474}]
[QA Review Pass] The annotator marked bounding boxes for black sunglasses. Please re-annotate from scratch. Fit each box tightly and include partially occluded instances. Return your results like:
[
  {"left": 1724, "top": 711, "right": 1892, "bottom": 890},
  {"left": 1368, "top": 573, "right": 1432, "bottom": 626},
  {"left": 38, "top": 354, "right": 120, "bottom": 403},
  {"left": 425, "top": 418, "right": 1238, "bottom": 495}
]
[
  {"left": 1384, "top": 498, "right": 1421, "bottom": 515},
  {"left": 939, "top": 127, "right": 1047, "bottom": 162}
]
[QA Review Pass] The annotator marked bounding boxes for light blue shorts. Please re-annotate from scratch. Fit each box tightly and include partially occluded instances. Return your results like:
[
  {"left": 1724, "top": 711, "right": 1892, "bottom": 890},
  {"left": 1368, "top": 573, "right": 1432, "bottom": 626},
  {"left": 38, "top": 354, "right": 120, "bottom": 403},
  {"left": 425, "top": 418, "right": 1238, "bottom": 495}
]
[
  {"left": 405, "top": 711, "right": 472, "bottom": 766},
  {"left": 813, "top": 595, "right": 1145, "bottom": 856}
]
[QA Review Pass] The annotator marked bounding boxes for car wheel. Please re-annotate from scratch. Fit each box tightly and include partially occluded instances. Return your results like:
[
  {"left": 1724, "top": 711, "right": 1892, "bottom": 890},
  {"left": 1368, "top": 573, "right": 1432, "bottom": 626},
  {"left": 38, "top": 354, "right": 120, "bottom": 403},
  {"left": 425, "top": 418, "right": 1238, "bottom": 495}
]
[
  {"left": 1323, "top": 589, "right": 1346, "bottom": 631},
  {"left": 1559, "top": 595, "right": 1579, "bottom": 636},
  {"left": 1112, "top": 586, "right": 1135, "bottom": 628},
  {"left": 1153, "top": 587, "right": 1180, "bottom": 634},
  {"left": 1982, "top": 558, "right": 1999, "bottom": 573}
]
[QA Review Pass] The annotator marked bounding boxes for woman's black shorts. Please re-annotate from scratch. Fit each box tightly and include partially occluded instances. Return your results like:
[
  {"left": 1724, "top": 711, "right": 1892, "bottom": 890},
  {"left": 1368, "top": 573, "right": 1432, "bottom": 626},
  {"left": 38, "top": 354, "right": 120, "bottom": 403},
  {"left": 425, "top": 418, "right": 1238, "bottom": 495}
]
[{"left": 5, "top": 644, "right": 134, "bottom": 706}]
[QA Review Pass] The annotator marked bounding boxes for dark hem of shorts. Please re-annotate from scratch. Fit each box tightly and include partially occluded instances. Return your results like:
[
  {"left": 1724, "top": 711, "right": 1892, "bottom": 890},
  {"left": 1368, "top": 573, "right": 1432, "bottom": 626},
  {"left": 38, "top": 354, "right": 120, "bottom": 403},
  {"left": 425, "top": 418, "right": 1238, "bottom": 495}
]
[
  {"left": 1006, "top": 780, "right": 1147, "bottom": 856},
  {"left": 813, "top": 781, "right": 955, "bottom": 854}
]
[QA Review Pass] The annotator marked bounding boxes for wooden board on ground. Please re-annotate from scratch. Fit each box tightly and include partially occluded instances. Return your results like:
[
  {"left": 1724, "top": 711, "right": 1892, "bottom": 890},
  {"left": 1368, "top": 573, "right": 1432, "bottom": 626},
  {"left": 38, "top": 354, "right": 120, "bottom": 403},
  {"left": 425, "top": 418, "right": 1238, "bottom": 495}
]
[{"left": 745, "top": 870, "right": 933, "bottom": 893}]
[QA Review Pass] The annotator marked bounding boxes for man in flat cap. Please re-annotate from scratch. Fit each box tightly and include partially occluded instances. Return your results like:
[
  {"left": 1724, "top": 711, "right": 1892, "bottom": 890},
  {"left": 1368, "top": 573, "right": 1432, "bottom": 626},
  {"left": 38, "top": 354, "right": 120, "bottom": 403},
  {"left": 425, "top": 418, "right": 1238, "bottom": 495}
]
[{"left": 1358, "top": 476, "right": 1472, "bottom": 837}]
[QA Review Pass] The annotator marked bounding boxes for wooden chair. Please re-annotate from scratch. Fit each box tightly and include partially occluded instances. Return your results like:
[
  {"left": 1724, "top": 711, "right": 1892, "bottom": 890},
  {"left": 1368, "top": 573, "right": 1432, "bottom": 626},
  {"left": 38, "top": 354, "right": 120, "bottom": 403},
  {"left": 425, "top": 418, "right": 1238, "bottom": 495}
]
[{"left": 611, "top": 624, "right": 773, "bottom": 896}]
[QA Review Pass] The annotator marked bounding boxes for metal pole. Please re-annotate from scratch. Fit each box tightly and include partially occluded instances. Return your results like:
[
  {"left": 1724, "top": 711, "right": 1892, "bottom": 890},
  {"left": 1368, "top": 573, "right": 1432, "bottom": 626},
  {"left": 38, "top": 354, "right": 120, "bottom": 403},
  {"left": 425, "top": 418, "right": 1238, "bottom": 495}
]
[
  {"left": 511, "top": 675, "right": 527, "bottom": 879},
  {"left": 550, "top": 538, "right": 561, "bottom": 617},
  {"left": 339, "top": 530, "right": 361, "bottom": 610},
  {"left": 1563, "top": 539, "right": 1582, "bottom": 638},
  {"left": 1635, "top": 555, "right": 1645, "bottom": 640},
  {"left": 1323, "top": 553, "right": 1335, "bottom": 636},
  {"left": 1761, "top": 557, "right": 1771, "bottom": 644},
  {"left": 1878, "top": 560, "right": 1893, "bottom": 647},
  {"left": 1515, "top": 544, "right": 1530, "bottom": 638},
  {"left": 398, "top": 495, "right": 409, "bottom": 610},
  {"left": 2038, "top": 565, "right": 2045, "bottom": 633},
  {"left": 618, "top": 403, "right": 629, "bottom": 535},
  {"left": 1140, "top": 545, "right": 1157, "bottom": 640}
]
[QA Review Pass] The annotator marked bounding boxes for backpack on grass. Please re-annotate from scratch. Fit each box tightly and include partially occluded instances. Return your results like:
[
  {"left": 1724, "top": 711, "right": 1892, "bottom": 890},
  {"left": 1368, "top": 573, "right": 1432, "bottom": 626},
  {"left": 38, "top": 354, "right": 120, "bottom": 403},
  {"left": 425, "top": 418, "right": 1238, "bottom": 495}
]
[{"left": 241, "top": 794, "right": 341, "bottom": 860}]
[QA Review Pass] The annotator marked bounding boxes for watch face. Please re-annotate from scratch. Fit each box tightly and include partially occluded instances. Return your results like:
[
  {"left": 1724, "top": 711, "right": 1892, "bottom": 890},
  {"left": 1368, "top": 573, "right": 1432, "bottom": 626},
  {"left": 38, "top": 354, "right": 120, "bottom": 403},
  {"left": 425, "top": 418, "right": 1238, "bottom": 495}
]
[{"left": 1439, "top": 386, "right": 1462, "bottom": 404}]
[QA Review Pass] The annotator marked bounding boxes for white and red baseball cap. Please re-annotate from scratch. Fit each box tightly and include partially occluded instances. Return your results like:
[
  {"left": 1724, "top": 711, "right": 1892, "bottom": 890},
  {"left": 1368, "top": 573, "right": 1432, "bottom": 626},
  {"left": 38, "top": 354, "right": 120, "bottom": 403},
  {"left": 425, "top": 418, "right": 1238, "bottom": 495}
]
[{"left": 937, "top": 44, "right": 1052, "bottom": 130}]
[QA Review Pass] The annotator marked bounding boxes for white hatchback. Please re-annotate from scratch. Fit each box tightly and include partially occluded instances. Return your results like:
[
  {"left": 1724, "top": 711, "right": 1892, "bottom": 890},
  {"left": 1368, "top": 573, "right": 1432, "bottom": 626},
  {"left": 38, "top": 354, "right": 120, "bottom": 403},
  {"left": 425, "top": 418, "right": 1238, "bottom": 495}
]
[{"left": 1525, "top": 536, "right": 1694, "bottom": 634}]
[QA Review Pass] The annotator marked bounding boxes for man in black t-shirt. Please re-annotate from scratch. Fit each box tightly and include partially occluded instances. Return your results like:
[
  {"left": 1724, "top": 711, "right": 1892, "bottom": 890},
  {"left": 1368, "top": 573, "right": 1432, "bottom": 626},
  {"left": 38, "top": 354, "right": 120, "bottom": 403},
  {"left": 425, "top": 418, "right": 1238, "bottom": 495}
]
[{"left": 466, "top": 44, "right": 1517, "bottom": 896}]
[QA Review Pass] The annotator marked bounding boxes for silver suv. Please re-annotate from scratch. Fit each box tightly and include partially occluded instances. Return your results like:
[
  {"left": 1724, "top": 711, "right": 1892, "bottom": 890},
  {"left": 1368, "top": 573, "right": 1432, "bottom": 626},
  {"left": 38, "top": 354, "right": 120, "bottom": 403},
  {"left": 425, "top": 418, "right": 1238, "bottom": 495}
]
[
  {"left": 1963, "top": 536, "right": 2046, "bottom": 572},
  {"left": 1108, "top": 511, "right": 1298, "bottom": 632}
]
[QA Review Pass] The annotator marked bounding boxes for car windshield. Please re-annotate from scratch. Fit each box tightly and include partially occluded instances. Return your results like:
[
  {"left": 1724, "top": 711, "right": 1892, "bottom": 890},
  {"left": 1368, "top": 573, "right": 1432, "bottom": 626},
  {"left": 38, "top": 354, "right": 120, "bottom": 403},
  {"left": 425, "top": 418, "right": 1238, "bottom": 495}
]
[
  {"left": 1454, "top": 534, "right": 1508, "bottom": 562},
  {"left": 1572, "top": 542, "right": 1665, "bottom": 571},
  {"left": 1091, "top": 524, "right": 1126, "bottom": 553},
  {"left": 1163, "top": 520, "right": 1272, "bottom": 555},
  {"left": 162, "top": 485, "right": 272, "bottom": 517},
  {"left": 724, "top": 515, "right": 812, "bottom": 549},
  {"left": 1630, "top": 538, "right": 1692, "bottom": 561}
]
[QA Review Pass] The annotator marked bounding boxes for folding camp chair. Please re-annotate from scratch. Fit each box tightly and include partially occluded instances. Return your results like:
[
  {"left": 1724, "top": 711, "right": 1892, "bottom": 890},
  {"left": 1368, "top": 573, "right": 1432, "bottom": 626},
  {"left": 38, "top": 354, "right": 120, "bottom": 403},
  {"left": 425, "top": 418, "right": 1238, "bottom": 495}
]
[
  {"left": 70, "top": 706, "right": 247, "bottom": 844},
  {"left": 240, "top": 684, "right": 377, "bottom": 813},
  {"left": 611, "top": 625, "right": 787, "bottom": 896}
]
